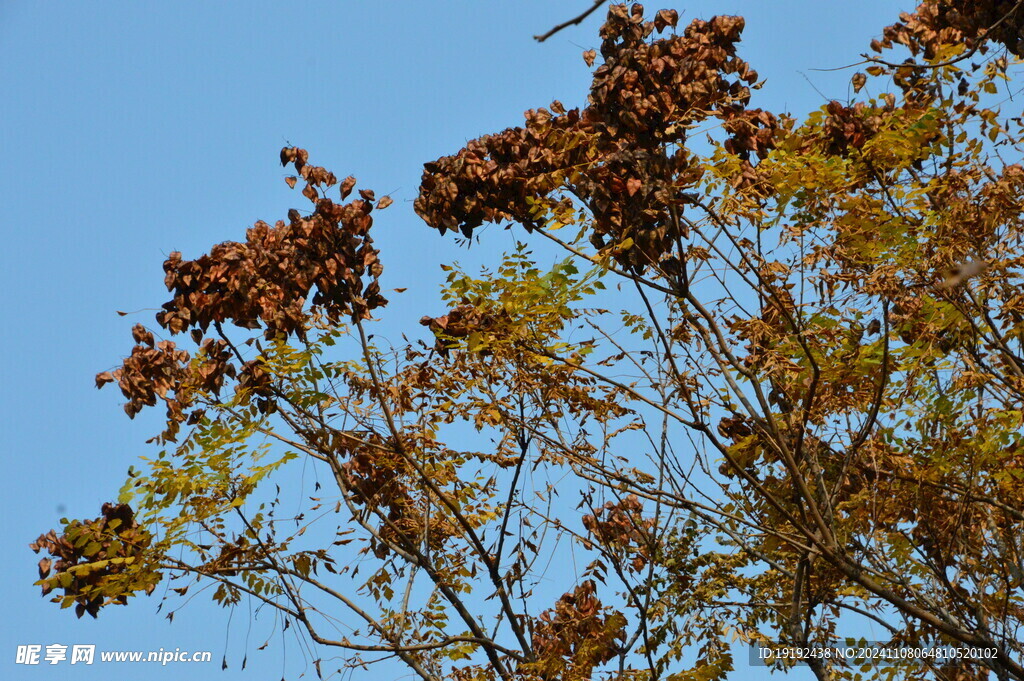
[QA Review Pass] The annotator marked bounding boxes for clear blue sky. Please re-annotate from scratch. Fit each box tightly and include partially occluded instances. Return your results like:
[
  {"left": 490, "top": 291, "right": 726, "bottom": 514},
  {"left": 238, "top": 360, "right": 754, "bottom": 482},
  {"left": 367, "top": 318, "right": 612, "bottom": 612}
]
[{"left": 1, "top": 2, "right": 910, "bottom": 679}]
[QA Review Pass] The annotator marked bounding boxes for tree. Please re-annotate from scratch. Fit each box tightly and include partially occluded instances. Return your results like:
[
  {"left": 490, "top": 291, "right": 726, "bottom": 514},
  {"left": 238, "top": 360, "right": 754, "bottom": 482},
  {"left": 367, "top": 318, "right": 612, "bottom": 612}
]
[{"left": 31, "top": 2, "right": 1024, "bottom": 680}]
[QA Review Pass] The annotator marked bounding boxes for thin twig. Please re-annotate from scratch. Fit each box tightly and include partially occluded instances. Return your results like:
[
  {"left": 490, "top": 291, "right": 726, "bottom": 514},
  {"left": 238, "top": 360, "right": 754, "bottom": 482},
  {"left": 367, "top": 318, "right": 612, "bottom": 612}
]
[{"left": 534, "top": 0, "right": 608, "bottom": 42}]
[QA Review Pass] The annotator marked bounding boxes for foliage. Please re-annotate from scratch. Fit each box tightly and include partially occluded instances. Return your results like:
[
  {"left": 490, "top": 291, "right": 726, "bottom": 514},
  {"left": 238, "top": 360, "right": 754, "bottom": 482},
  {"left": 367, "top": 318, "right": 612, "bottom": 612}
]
[
  {"left": 33, "top": 2, "right": 1024, "bottom": 680},
  {"left": 30, "top": 503, "right": 160, "bottom": 619}
]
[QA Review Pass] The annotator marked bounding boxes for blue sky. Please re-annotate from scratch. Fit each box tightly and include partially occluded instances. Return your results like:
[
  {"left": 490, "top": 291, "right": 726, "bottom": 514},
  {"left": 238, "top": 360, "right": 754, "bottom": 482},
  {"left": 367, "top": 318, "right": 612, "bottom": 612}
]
[{"left": 1, "top": 2, "right": 911, "bottom": 679}]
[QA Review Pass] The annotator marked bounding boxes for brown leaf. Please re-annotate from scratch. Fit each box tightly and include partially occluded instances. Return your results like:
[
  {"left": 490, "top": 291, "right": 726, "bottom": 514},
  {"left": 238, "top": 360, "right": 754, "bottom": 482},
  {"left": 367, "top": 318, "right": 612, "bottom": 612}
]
[
  {"left": 583, "top": 49, "right": 596, "bottom": 67},
  {"left": 376, "top": 196, "right": 393, "bottom": 210},
  {"left": 340, "top": 176, "right": 357, "bottom": 200},
  {"left": 851, "top": 72, "right": 867, "bottom": 93},
  {"left": 131, "top": 324, "right": 154, "bottom": 347},
  {"left": 654, "top": 9, "right": 679, "bottom": 32},
  {"left": 285, "top": 176, "right": 297, "bottom": 189}
]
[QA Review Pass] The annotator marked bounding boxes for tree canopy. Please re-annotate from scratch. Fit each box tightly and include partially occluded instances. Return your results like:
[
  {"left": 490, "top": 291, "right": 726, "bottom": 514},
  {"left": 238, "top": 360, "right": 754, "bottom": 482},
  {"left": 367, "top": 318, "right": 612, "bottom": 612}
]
[{"left": 32, "top": 2, "right": 1024, "bottom": 680}]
